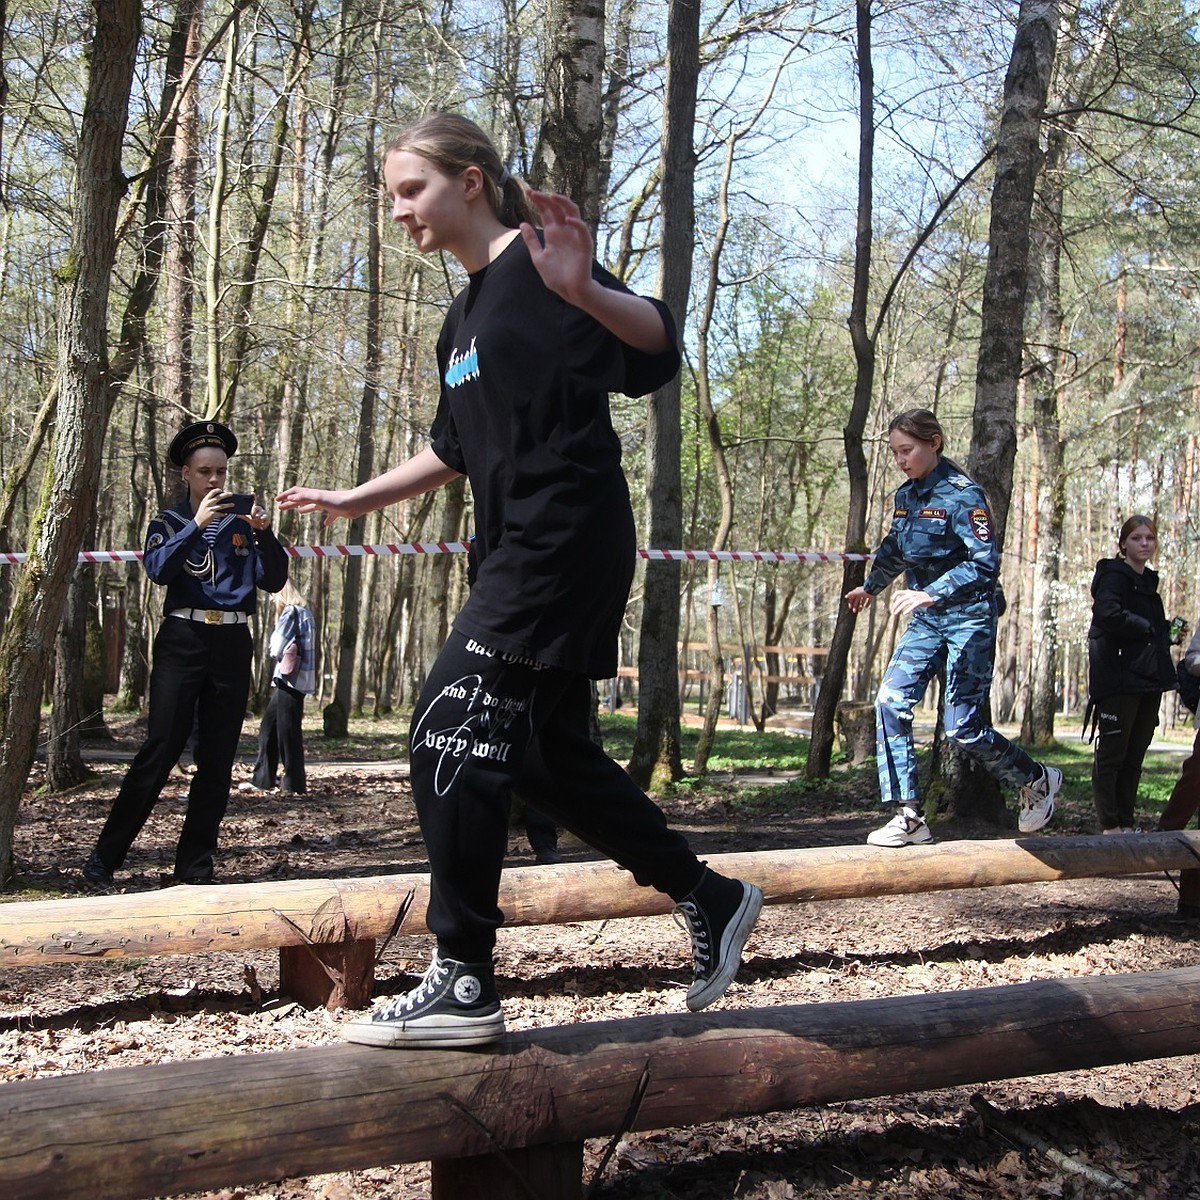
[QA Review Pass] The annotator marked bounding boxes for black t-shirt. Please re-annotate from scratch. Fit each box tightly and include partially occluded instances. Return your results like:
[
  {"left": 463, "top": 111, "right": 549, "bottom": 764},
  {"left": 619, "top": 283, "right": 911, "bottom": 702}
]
[{"left": 429, "top": 234, "right": 680, "bottom": 677}]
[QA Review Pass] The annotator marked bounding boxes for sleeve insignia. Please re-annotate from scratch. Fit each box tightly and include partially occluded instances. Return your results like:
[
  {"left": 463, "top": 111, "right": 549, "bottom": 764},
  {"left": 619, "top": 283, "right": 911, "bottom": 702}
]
[
  {"left": 146, "top": 531, "right": 165, "bottom": 551},
  {"left": 969, "top": 507, "right": 992, "bottom": 541},
  {"left": 948, "top": 473, "right": 972, "bottom": 489}
]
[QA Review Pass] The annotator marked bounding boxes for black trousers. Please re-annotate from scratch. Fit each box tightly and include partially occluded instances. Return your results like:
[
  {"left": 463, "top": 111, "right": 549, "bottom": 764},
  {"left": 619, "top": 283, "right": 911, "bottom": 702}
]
[
  {"left": 95, "top": 617, "right": 251, "bottom": 880},
  {"left": 1091, "top": 691, "right": 1161, "bottom": 830},
  {"left": 410, "top": 631, "right": 704, "bottom": 962},
  {"left": 253, "top": 681, "right": 307, "bottom": 793}
]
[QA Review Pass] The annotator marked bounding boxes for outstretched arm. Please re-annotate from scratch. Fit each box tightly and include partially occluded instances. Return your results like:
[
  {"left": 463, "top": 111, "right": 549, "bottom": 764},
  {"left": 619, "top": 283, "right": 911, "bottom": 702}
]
[
  {"left": 520, "top": 190, "right": 670, "bottom": 355},
  {"left": 277, "top": 446, "right": 461, "bottom": 526}
]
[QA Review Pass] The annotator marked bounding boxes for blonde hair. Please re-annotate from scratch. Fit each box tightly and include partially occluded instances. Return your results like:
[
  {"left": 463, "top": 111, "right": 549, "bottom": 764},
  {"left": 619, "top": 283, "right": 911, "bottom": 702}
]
[
  {"left": 275, "top": 580, "right": 309, "bottom": 611},
  {"left": 385, "top": 113, "right": 540, "bottom": 229}
]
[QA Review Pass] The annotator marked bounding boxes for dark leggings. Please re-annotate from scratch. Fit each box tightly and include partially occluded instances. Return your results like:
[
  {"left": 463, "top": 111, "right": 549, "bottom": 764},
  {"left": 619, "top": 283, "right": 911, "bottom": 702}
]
[
  {"left": 253, "top": 682, "right": 307, "bottom": 793},
  {"left": 409, "top": 631, "right": 704, "bottom": 962},
  {"left": 1091, "top": 691, "right": 1161, "bottom": 830}
]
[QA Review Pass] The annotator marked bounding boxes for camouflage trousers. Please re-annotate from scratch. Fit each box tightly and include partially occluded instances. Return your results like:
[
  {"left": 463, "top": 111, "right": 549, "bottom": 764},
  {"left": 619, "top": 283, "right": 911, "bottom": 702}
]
[{"left": 874, "top": 600, "right": 1037, "bottom": 806}]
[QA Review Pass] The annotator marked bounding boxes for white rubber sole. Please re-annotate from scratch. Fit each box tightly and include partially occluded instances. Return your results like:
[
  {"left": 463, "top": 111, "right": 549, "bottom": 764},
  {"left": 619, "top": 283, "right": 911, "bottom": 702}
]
[{"left": 340, "top": 1008, "right": 505, "bottom": 1049}]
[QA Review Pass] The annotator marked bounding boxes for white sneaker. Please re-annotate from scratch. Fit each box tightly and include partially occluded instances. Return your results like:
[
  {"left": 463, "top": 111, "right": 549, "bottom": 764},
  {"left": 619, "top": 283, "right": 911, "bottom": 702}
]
[
  {"left": 866, "top": 807, "right": 932, "bottom": 847},
  {"left": 1018, "top": 764, "right": 1061, "bottom": 833}
]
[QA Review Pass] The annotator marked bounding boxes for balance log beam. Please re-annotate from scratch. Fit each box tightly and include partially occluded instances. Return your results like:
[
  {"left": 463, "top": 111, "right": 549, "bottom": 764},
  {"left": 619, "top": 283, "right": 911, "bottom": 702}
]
[
  {"left": 4, "top": 965, "right": 1200, "bottom": 1200},
  {"left": 2, "top": 831, "right": 1196, "bottom": 1003}
]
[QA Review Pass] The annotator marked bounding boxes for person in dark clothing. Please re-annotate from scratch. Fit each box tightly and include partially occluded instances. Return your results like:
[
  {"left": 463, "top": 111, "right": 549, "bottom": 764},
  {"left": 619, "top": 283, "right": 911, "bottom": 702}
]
[
  {"left": 1086, "top": 514, "right": 1179, "bottom": 833},
  {"left": 248, "top": 582, "right": 316, "bottom": 796},
  {"left": 83, "top": 421, "right": 289, "bottom": 886},
  {"left": 278, "top": 112, "right": 761, "bottom": 1050}
]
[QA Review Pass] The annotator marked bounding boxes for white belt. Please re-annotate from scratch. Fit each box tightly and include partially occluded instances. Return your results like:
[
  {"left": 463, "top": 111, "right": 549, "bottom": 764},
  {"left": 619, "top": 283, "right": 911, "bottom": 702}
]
[{"left": 169, "top": 608, "right": 248, "bottom": 626}]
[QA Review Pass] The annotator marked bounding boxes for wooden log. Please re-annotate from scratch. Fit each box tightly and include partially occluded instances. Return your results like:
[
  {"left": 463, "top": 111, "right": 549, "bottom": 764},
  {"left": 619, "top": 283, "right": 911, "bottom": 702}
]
[
  {"left": 2, "top": 831, "right": 1198, "bottom": 968},
  {"left": 3, "top": 965, "right": 1200, "bottom": 1200}
]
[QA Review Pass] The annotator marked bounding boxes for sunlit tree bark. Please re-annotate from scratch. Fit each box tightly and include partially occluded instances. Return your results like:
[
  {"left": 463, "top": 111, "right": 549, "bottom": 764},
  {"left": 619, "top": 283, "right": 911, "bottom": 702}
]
[{"left": 0, "top": 0, "right": 140, "bottom": 884}]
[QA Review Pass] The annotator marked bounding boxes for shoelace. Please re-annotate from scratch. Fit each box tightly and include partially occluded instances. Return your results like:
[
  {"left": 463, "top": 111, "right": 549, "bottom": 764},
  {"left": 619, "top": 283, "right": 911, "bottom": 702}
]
[
  {"left": 1018, "top": 781, "right": 1044, "bottom": 812},
  {"left": 673, "top": 899, "right": 712, "bottom": 976},
  {"left": 374, "top": 958, "right": 449, "bottom": 1020}
]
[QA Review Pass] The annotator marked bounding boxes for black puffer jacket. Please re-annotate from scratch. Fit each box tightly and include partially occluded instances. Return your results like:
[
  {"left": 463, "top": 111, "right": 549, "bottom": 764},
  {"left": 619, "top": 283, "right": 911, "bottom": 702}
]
[{"left": 1087, "top": 557, "right": 1176, "bottom": 701}]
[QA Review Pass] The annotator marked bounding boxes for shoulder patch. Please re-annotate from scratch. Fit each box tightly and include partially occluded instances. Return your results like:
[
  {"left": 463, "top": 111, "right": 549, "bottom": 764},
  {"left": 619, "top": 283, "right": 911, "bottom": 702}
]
[
  {"left": 948, "top": 473, "right": 972, "bottom": 489},
  {"left": 146, "top": 530, "right": 165, "bottom": 551},
  {"left": 969, "top": 507, "right": 992, "bottom": 542}
]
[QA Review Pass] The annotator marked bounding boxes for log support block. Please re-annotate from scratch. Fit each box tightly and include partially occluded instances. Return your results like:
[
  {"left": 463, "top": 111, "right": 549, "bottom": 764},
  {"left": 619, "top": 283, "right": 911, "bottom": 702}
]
[
  {"left": 432, "top": 1142, "right": 583, "bottom": 1200},
  {"left": 279, "top": 937, "right": 376, "bottom": 1010}
]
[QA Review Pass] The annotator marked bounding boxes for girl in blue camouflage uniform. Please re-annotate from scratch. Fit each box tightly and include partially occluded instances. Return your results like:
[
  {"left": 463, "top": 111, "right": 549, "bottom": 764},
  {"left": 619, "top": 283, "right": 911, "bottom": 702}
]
[{"left": 845, "top": 409, "right": 1061, "bottom": 846}]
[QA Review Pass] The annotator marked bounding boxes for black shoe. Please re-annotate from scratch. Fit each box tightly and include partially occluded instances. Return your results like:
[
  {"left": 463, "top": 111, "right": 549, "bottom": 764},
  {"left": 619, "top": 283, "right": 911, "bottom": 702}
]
[
  {"left": 173, "top": 873, "right": 215, "bottom": 885},
  {"left": 676, "top": 869, "right": 763, "bottom": 1012},
  {"left": 341, "top": 953, "right": 505, "bottom": 1049},
  {"left": 82, "top": 853, "right": 113, "bottom": 886},
  {"left": 532, "top": 845, "right": 563, "bottom": 864}
]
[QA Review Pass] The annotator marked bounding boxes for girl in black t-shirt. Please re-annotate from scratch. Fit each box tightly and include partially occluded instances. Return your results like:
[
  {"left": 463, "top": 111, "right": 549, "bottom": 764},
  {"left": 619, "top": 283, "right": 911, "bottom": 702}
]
[{"left": 278, "top": 112, "right": 761, "bottom": 1049}]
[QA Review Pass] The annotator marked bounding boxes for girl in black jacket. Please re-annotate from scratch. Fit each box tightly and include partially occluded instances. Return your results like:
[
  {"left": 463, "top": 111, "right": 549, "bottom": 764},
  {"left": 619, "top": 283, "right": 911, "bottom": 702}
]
[{"left": 1087, "top": 515, "right": 1178, "bottom": 832}]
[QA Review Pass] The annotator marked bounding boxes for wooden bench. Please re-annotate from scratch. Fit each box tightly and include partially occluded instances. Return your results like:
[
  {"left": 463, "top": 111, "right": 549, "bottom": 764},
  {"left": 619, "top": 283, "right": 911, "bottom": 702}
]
[
  {"left": 609, "top": 644, "right": 829, "bottom": 716},
  {"left": 2, "top": 834, "right": 1198, "bottom": 1009},
  {"left": 4, "top": 964, "right": 1200, "bottom": 1199}
]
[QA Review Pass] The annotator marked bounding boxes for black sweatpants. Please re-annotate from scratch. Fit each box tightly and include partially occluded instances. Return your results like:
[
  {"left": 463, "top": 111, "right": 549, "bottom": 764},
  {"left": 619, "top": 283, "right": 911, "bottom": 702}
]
[
  {"left": 253, "top": 681, "right": 307, "bottom": 793},
  {"left": 410, "top": 631, "right": 704, "bottom": 962},
  {"left": 95, "top": 617, "right": 251, "bottom": 880},
  {"left": 1091, "top": 691, "right": 1161, "bottom": 830}
]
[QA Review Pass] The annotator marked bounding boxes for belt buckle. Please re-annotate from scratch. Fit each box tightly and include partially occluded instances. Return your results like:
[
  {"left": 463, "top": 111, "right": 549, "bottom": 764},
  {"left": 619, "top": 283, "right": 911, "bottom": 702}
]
[{"left": 204, "top": 609, "right": 222, "bottom": 625}]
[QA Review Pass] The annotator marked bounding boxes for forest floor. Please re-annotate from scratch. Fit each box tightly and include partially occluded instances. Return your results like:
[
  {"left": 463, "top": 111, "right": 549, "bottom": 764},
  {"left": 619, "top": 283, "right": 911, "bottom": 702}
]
[{"left": 5, "top": 708, "right": 1200, "bottom": 1199}]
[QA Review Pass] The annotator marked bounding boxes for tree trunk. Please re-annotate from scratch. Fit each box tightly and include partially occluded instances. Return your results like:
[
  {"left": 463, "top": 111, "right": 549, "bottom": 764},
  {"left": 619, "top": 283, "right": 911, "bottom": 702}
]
[
  {"left": 967, "top": 0, "right": 1059, "bottom": 542},
  {"left": 1023, "top": 124, "right": 1067, "bottom": 745},
  {"left": 629, "top": 0, "right": 699, "bottom": 789},
  {"left": 949, "top": 0, "right": 1058, "bottom": 818},
  {"left": 328, "top": 28, "right": 383, "bottom": 733},
  {"left": 0, "top": 0, "right": 140, "bottom": 885},
  {"left": 807, "top": 0, "right": 874, "bottom": 779},
  {"left": 161, "top": 0, "right": 203, "bottom": 418},
  {"left": 530, "top": 0, "right": 605, "bottom": 232}
]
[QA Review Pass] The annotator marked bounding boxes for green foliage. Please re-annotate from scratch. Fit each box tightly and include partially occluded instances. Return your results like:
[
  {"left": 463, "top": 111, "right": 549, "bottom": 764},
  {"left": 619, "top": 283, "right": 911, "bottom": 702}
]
[{"left": 599, "top": 712, "right": 810, "bottom": 772}]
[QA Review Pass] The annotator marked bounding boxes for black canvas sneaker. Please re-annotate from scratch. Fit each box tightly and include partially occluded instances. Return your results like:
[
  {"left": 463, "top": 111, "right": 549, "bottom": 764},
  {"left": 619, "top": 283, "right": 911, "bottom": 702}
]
[
  {"left": 676, "top": 870, "right": 763, "bottom": 1012},
  {"left": 341, "top": 953, "right": 505, "bottom": 1049},
  {"left": 81, "top": 852, "right": 114, "bottom": 887}
]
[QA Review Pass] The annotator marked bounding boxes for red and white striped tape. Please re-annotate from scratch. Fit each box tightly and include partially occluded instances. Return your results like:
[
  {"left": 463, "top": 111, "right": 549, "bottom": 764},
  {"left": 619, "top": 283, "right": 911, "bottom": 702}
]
[{"left": 0, "top": 542, "right": 872, "bottom": 566}]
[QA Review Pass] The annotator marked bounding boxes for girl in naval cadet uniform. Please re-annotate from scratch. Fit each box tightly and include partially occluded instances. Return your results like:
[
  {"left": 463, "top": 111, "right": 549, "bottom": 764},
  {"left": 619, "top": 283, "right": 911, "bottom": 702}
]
[{"left": 83, "top": 420, "right": 288, "bottom": 886}]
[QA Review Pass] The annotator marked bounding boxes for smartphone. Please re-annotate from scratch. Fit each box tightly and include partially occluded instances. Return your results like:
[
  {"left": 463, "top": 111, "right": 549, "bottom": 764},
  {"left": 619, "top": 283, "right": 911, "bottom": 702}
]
[{"left": 228, "top": 492, "right": 255, "bottom": 515}]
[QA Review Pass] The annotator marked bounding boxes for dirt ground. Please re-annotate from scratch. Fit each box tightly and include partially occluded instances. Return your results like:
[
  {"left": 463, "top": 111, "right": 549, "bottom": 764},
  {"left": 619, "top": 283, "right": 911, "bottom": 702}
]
[{"left": 5, "top": 718, "right": 1200, "bottom": 1199}]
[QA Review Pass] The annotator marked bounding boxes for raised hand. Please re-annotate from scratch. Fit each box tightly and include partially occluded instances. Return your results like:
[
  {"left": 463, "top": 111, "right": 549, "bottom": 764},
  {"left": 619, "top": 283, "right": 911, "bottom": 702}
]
[{"left": 519, "top": 189, "right": 593, "bottom": 306}]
